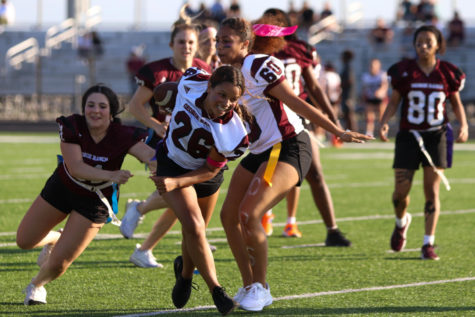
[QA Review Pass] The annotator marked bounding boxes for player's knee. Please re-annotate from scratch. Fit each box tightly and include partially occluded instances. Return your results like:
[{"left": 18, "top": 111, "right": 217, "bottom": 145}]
[
  {"left": 181, "top": 219, "right": 205, "bottom": 238},
  {"left": 16, "top": 236, "right": 35, "bottom": 250}
]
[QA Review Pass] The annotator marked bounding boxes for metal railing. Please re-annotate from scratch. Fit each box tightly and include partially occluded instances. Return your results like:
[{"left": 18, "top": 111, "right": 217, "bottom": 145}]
[
  {"left": 5, "top": 37, "right": 40, "bottom": 70},
  {"left": 44, "top": 18, "right": 77, "bottom": 56}
]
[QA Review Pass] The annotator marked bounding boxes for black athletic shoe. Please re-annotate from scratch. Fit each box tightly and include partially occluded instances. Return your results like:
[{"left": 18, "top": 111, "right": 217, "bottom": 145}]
[
  {"left": 325, "top": 229, "right": 352, "bottom": 247},
  {"left": 171, "top": 256, "right": 193, "bottom": 308},
  {"left": 212, "top": 286, "right": 238, "bottom": 316}
]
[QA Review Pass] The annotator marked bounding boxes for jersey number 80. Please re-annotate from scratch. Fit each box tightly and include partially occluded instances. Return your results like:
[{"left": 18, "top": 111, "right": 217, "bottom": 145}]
[{"left": 407, "top": 90, "right": 445, "bottom": 126}]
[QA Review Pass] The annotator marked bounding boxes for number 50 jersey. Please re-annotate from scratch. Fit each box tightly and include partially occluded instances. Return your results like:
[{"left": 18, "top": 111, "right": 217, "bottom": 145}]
[
  {"left": 388, "top": 59, "right": 465, "bottom": 131},
  {"left": 164, "top": 67, "right": 250, "bottom": 170}
]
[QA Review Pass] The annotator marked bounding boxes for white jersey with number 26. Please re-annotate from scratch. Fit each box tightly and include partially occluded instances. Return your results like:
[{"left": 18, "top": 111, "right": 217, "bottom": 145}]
[{"left": 164, "top": 67, "right": 249, "bottom": 170}]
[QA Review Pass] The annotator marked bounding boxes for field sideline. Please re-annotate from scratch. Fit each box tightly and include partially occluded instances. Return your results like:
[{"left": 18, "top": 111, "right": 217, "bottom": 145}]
[{"left": 0, "top": 133, "right": 474, "bottom": 316}]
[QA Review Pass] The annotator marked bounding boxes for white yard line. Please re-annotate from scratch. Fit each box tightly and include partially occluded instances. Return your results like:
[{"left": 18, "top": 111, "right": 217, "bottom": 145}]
[
  {"left": 1, "top": 209, "right": 473, "bottom": 242},
  {"left": 114, "top": 277, "right": 475, "bottom": 317}
]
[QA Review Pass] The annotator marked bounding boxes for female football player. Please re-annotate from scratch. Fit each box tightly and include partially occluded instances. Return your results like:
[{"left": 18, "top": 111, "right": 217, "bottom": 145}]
[
  {"left": 379, "top": 25, "right": 468, "bottom": 260},
  {"left": 216, "top": 16, "right": 372, "bottom": 311},
  {"left": 149, "top": 65, "right": 251, "bottom": 315},
  {"left": 121, "top": 10, "right": 213, "bottom": 268},
  {"left": 262, "top": 8, "right": 351, "bottom": 245},
  {"left": 16, "top": 84, "right": 155, "bottom": 305}
]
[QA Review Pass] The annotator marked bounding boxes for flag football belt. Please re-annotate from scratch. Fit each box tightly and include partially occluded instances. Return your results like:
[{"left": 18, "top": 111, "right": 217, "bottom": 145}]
[
  {"left": 409, "top": 128, "right": 451, "bottom": 191},
  {"left": 61, "top": 160, "right": 121, "bottom": 226},
  {"left": 263, "top": 142, "right": 282, "bottom": 187}
]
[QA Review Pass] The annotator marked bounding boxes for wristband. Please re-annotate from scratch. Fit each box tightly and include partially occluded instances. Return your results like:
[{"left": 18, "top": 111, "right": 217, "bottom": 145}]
[{"left": 207, "top": 157, "right": 227, "bottom": 168}]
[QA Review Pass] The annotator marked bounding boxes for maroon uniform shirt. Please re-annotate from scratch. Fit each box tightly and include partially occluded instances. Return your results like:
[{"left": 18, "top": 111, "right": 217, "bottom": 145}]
[
  {"left": 55, "top": 114, "right": 147, "bottom": 197},
  {"left": 135, "top": 57, "right": 211, "bottom": 121},
  {"left": 274, "top": 38, "right": 318, "bottom": 101},
  {"left": 388, "top": 58, "right": 465, "bottom": 131}
]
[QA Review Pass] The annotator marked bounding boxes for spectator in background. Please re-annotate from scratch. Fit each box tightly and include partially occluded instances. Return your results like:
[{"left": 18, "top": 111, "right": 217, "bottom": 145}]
[
  {"left": 398, "top": 0, "right": 416, "bottom": 23},
  {"left": 227, "top": 0, "right": 241, "bottom": 18},
  {"left": 78, "top": 32, "right": 93, "bottom": 62},
  {"left": 320, "top": 2, "right": 333, "bottom": 20},
  {"left": 298, "top": 1, "right": 316, "bottom": 40},
  {"left": 416, "top": 0, "right": 436, "bottom": 23},
  {"left": 361, "top": 58, "right": 388, "bottom": 137},
  {"left": 447, "top": 11, "right": 465, "bottom": 47},
  {"left": 210, "top": 0, "right": 226, "bottom": 23},
  {"left": 196, "top": 2, "right": 212, "bottom": 22},
  {"left": 340, "top": 50, "right": 357, "bottom": 131},
  {"left": 0, "top": 0, "right": 15, "bottom": 25},
  {"left": 126, "top": 46, "right": 146, "bottom": 97},
  {"left": 287, "top": 0, "right": 299, "bottom": 26},
  {"left": 91, "top": 31, "right": 104, "bottom": 59},
  {"left": 369, "top": 18, "right": 394, "bottom": 47}
]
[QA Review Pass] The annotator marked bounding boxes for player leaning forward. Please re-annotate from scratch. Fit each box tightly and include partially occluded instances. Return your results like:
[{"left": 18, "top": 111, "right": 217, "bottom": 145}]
[
  {"left": 216, "top": 16, "right": 373, "bottom": 312},
  {"left": 379, "top": 25, "right": 469, "bottom": 260},
  {"left": 16, "top": 84, "right": 155, "bottom": 305},
  {"left": 150, "top": 65, "right": 253, "bottom": 316}
]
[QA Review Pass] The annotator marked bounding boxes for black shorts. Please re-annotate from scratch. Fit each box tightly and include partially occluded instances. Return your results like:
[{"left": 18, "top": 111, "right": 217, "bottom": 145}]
[
  {"left": 40, "top": 171, "right": 110, "bottom": 223},
  {"left": 156, "top": 143, "right": 225, "bottom": 198},
  {"left": 393, "top": 126, "right": 452, "bottom": 170},
  {"left": 240, "top": 131, "right": 312, "bottom": 186}
]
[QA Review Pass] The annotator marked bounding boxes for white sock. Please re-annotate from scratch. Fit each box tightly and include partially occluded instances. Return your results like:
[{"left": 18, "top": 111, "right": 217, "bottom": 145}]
[
  {"left": 327, "top": 226, "right": 338, "bottom": 231},
  {"left": 423, "top": 235, "right": 435, "bottom": 246},
  {"left": 287, "top": 217, "right": 296, "bottom": 224},
  {"left": 265, "top": 210, "right": 273, "bottom": 216},
  {"left": 395, "top": 214, "right": 407, "bottom": 228}
]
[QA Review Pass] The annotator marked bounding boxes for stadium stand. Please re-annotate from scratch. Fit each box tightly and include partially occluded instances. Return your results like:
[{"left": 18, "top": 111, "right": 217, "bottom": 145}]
[{"left": 1, "top": 24, "right": 474, "bottom": 132}]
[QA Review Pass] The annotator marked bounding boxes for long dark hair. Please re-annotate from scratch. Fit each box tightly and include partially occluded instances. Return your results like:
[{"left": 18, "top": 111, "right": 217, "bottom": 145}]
[
  {"left": 81, "top": 83, "right": 123, "bottom": 123},
  {"left": 209, "top": 65, "right": 253, "bottom": 124},
  {"left": 413, "top": 25, "right": 446, "bottom": 55}
]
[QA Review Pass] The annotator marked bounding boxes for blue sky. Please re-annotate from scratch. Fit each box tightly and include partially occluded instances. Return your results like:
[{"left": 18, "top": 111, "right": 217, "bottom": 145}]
[{"left": 9, "top": 0, "right": 475, "bottom": 29}]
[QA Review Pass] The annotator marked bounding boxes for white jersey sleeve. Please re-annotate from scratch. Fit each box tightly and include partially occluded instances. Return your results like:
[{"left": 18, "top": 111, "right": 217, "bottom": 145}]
[
  {"left": 241, "top": 54, "right": 304, "bottom": 154},
  {"left": 165, "top": 67, "right": 249, "bottom": 169}
]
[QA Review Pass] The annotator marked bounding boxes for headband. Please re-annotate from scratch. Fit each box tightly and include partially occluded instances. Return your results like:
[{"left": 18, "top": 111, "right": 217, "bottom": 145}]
[{"left": 252, "top": 24, "right": 298, "bottom": 37}]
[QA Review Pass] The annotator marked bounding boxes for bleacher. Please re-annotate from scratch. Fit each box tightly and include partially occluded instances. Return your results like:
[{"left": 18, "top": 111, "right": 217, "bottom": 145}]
[{"left": 1, "top": 25, "right": 474, "bottom": 129}]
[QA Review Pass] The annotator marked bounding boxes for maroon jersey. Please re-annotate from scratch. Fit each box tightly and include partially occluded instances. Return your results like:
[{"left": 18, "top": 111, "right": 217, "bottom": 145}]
[
  {"left": 274, "top": 38, "right": 318, "bottom": 100},
  {"left": 135, "top": 57, "right": 211, "bottom": 121},
  {"left": 55, "top": 114, "right": 148, "bottom": 197},
  {"left": 388, "top": 59, "right": 465, "bottom": 131}
]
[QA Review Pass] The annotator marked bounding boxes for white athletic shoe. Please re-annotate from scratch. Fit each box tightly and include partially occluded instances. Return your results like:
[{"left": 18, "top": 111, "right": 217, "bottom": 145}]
[
  {"left": 36, "top": 244, "right": 53, "bottom": 267},
  {"left": 233, "top": 287, "right": 247, "bottom": 304},
  {"left": 239, "top": 282, "right": 273, "bottom": 311},
  {"left": 129, "top": 244, "right": 163, "bottom": 268},
  {"left": 120, "top": 199, "right": 144, "bottom": 239},
  {"left": 23, "top": 282, "right": 47, "bottom": 305}
]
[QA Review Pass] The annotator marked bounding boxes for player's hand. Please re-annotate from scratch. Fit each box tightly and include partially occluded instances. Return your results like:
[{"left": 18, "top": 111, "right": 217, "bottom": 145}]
[
  {"left": 154, "top": 122, "right": 169, "bottom": 139},
  {"left": 150, "top": 175, "right": 178, "bottom": 194},
  {"left": 456, "top": 125, "right": 469, "bottom": 143},
  {"left": 146, "top": 160, "right": 157, "bottom": 174},
  {"left": 379, "top": 123, "right": 389, "bottom": 142},
  {"left": 110, "top": 170, "right": 133, "bottom": 184},
  {"left": 339, "top": 130, "right": 374, "bottom": 143}
]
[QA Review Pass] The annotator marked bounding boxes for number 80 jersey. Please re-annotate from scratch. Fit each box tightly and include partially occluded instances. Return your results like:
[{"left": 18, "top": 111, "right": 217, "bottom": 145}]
[
  {"left": 164, "top": 67, "right": 249, "bottom": 170},
  {"left": 388, "top": 59, "right": 465, "bottom": 131}
]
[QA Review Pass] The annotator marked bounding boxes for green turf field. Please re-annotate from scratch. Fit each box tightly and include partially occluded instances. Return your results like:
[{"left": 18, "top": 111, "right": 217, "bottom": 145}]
[{"left": 0, "top": 132, "right": 474, "bottom": 316}]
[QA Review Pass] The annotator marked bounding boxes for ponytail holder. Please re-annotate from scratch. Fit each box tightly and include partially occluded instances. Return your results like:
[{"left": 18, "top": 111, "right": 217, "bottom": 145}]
[{"left": 252, "top": 24, "right": 298, "bottom": 37}]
